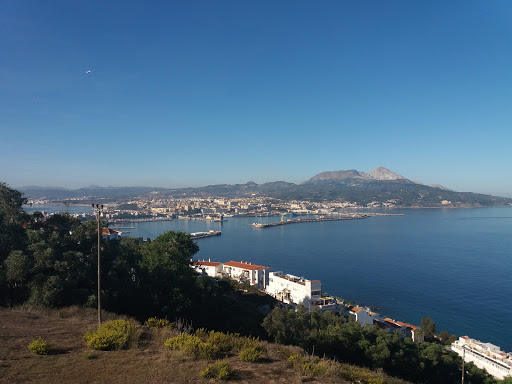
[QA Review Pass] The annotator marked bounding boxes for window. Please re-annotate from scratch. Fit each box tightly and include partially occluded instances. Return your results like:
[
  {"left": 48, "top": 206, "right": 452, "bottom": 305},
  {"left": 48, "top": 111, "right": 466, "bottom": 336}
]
[{"left": 311, "top": 290, "right": 321, "bottom": 296}]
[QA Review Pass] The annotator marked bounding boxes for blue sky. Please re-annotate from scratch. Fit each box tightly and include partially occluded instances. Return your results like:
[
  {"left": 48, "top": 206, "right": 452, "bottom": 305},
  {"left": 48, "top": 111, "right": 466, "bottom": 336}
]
[{"left": 1, "top": 1, "right": 512, "bottom": 196}]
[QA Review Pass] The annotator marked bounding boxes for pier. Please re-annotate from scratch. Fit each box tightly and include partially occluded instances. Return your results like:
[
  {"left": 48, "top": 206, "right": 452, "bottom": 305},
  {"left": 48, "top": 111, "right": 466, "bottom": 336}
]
[
  {"left": 190, "top": 230, "right": 222, "bottom": 239},
  {"left": 250, "top": 215, "right": 368, "bottom": 228}
]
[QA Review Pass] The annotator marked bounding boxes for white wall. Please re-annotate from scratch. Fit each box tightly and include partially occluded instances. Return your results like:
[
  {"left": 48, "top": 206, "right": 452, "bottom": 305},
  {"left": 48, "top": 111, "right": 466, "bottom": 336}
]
[
  {"left": 266, "top": 272, "right": 321, "bottom": 306},
  {"left": 452, "top": 339, "right": 512, "bottom": 380}
]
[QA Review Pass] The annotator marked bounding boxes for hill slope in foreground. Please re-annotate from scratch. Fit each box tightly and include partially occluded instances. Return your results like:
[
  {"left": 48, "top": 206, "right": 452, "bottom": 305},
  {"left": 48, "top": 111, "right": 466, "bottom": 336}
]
[{"left": 0, "top": 307, "right": 409, "bottom": 384}]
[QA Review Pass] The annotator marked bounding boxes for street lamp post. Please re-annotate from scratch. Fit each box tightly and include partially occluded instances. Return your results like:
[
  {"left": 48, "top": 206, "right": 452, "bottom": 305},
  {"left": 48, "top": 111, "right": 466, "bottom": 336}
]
[{"left": 92, "top": 204, "right": 104, "bottom": 326}]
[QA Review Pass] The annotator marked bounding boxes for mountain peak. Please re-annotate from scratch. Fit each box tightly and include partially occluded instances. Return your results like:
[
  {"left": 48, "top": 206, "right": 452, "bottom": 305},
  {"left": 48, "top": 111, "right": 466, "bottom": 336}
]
[
  {"left": 308, "top": 167, "right": 407, "bottom": 183},
  {"left": 307, "top": 169, "right": 364, "bottom": 182},
  {"left": 368, "top": 167, "right": 405, "bottom": 181}
]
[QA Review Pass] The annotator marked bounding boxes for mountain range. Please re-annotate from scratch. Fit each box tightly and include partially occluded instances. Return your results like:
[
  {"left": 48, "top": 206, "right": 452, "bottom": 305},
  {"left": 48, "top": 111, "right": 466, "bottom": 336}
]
[{"left": 19, "top": 167, "right": 512, "bottom": 208}]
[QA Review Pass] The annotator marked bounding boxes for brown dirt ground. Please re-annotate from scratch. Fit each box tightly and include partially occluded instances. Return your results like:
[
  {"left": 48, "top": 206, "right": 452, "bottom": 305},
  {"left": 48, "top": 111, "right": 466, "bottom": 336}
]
[{"left": 0, "top": 307, "right": 350, "bottom": 384}]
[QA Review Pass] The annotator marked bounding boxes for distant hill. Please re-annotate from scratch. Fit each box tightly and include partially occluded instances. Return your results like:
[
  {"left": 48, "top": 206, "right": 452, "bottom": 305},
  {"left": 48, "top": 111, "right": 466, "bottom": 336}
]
[
  {"left": 18, "top": 167, "right": 512, "bottom": 208},
  {"left": 20, "top": 186, "right": 165, "bottom": 200},
  {"left": 150, "top": 167, "right": 511, "bottom": 207}
]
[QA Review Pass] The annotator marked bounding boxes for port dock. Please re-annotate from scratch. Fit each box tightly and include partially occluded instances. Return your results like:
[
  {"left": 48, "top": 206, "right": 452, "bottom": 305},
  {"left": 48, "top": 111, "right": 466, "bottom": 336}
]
[
  {"left": 190, "top": 230, "right": 222, "bottom": 239},
  {"left": 250, "top": 215, "right": 368, "bottom": 228}
]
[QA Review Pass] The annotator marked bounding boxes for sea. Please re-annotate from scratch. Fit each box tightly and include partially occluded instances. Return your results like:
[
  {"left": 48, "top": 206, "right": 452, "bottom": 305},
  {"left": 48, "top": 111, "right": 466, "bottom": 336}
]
[{"left": 25, "top": 205, "right": 512, "bottom": 351}]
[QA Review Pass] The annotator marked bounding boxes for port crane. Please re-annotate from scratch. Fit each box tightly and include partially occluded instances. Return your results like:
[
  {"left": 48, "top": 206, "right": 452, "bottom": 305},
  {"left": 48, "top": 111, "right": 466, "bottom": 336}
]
[{"left": 280, "top": 211, "right": 292, "bottom": 222}]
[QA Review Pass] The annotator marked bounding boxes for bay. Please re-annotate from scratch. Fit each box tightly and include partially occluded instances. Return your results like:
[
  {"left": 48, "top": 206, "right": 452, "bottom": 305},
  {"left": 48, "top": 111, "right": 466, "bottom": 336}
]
[{"left": 26, "top": 205, "right": 512, "bottom": 351}]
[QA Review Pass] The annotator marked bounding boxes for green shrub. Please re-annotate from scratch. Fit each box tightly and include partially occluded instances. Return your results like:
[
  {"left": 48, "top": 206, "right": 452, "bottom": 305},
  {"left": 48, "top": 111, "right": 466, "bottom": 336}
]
[
  {"left": 301, "top": 360, "right": 322, "bottom": 376},
  {"left": 165, "top": 333, "right": 218, "bottom": 360},
  {"left": 145, "top": 317, "right": 172, "bottom": 328},
  {"left": 338, "top": 364, "right": 384, "bottom": 384},
  {"left": 239, "top": 345, "right": 262, "bottom": 362},
  {"left": 288, "top": 352, "right": 384, "bottom": 383},
  {"left": 28, "top": 338, "right": 51, "bottom": 355},
  {"left": 195, "top": 328, "right": 209, "bottom": 339},
  {"left": 206, "top": 331, "right": 240, "bottom": 353},
  {"left": 84, "top": 319, "right": 137, "bottom": 351},
  {"left": 234, "top": 335, "right": 260, "bottom": 352},
  {"left": 288, "top": 352, "right": 302, "bottom": 367},
  {"left": 287, "top": 352, "right": 324, "bottom": 377},
  {"left": 165, "top": 333, "right": 202, "bottom": 351},
  {"left": 200, "top": 360, "right": 232, "bottom": 380}
]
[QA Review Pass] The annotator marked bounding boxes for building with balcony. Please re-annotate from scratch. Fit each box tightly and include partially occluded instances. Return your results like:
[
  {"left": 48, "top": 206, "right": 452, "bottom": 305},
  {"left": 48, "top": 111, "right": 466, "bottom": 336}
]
[
  {"left": 452, "top": 336, "right": 512, "bottom": 380},
  {"left": 222, "top": 260, "right": 270, "bottom": 288},
  {"left": 265, "top": 271, "right": 321, "bottom": 306},
  {"left": 193, "top": 260, "right": 223, "bottom": 278}
]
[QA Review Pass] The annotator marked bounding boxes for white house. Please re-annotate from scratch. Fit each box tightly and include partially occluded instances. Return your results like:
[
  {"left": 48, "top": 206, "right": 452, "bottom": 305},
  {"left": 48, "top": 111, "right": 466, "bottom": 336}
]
[
  {"left": 312, "top": 296, "right": 340, "bottom": 313},
  {"left": 348, "top": 306, "right": 378, "bottom": 327},
  {"left": 381, "top": 318, "right": 407, "bottom": 339},
  {"left": 222, "top": 260, "right": 270, "bottom": 288},
  {"left": 396, "top": 321, "right": 424, "bottom": 343},
  {"left": 101, "top": 228, "right": 122, "bottom": 240},
  {"left": 265, "top": 271, "right": 321, "bottom": 306},
  {"left": 452, "top": 336, "right": 512, "bottom": 380},
  {"left": 193, "top": 260, "right": 223, "bottom": 278}
]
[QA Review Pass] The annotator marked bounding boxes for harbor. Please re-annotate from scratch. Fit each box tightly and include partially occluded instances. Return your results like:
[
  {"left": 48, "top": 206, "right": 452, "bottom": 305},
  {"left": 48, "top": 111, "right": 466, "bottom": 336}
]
[
  {"left": 190, "top": 230, "right": 222, "bottom": 239},
  {"left": 250, "top": 214, "right": 368, "bottom": 228}
]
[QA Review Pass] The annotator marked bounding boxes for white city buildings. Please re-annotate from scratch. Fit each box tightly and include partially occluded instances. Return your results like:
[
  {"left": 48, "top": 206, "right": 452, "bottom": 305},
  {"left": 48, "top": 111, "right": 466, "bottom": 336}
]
[
  {"left": 191, "top": 258, "right": 426, "bottom": 344},
  {"left": 193, "top": 260, "right": 223, "bottom": 278},
  {"left": 101, "top": 228, "right": 122, "bottom": 240},
  {"left": 265, "top": 271, "right": 321, "bottom": 306},
  {"left": 452, "top": 336, "right": 512, "bottom": 380},
  {"left": 222, "top": 261, "right": 270, "bottom": 288},
  {"left": 349, "top": 306, "right": 379, "bottom": 328}
]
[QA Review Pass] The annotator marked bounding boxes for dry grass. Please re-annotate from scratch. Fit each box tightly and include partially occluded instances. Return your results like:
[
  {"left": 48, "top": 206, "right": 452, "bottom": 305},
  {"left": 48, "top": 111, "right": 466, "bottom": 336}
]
[
  {"left": 0, "top": 307, "right": 411, "bottom": 383},
  {"left": 0, "top": 307, "right": 331, "bottom": 383}
]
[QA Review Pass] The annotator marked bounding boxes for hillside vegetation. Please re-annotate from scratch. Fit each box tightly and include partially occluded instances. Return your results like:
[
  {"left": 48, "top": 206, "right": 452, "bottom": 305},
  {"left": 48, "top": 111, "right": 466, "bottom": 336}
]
[
  {"left": 0, "top": 307, "right": 410, "bottom": 384},
  {"left": 1, "top": 182, "right": 509, "bottom": 383}
]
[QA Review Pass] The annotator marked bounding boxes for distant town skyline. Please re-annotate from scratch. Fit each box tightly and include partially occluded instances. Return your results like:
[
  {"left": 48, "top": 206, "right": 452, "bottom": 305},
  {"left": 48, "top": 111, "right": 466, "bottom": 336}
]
[{"left": 2, "top": 1, "right": 512, "bottom": 197}]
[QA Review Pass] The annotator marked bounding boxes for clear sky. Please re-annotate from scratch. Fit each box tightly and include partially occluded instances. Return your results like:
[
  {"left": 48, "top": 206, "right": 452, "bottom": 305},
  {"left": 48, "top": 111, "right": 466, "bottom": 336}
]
[{"left": 1, "top": 1, "right": 511, "bottom": 196}]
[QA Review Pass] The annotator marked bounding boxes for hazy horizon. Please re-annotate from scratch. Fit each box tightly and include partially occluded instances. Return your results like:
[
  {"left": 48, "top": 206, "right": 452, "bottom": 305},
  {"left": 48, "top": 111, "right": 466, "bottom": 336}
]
[{"left": 12, "top": 169, "right": 512, "bottom": 199}]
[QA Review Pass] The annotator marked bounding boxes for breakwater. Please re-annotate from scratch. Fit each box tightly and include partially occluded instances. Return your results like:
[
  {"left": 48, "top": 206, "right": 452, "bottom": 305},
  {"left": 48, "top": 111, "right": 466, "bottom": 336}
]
[
  {"left": 190, "top": 230, "right": 222, "bottom": 239},
  {"left": 250, "top": 214, "right": 368, "bottom": 228}
]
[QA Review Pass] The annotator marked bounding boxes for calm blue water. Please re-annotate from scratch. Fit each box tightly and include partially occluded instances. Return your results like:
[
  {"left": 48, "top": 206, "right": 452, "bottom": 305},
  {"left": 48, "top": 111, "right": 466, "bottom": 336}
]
[
  {"left": 25, "top": 205, "right": 93, "bottom": 215},
  {"left": 25, "top": 205, "right": 512, "bottom": 351}
]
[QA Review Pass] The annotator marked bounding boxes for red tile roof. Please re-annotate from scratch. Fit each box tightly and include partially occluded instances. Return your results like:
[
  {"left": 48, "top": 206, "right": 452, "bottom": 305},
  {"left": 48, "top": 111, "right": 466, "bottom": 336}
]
[
  {"left": 383, "top": 319, "right": 401, "bottom": 329},
  {"left": 101, "top": 228, "right": 120, "bottom": 235},
  {"left": 404, "top": 323, "right": 420, "bottom": 331},
  {"left": 194, "top": 261, "right": 221, "bottom": 267},
  {"left": 223, "top": 261, "right": 269, "bottom": 270}
]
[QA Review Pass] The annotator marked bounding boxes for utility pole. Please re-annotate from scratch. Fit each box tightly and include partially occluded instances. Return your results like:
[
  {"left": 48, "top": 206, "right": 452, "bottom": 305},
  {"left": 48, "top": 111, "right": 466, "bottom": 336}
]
[
  {"left": 92, "top": 204, "right": 104, "bottom": 326},
  {"left": 461, "top": 346, "right": 465, "bottom": 384}
]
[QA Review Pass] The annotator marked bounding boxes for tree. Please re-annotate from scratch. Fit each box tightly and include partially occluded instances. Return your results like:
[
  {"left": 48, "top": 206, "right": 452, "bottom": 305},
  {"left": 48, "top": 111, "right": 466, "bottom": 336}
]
[
  {"left": 136, "top": 231, "right": 200, "bottom": 319},
  {"left": 0, "top": 182, "right": 27, "bottom": 225},
  {"left": 4, "top": 250, "right": 31, "bottom": 287},
  {"left": 421, "top": 317, "right": 437, "bottom": 340},
  {"left": 0, "top": 182, "right": 28, "bottom": 261},
  {"left": 439, "top": 330, "right": 457, "bottom": 345}
]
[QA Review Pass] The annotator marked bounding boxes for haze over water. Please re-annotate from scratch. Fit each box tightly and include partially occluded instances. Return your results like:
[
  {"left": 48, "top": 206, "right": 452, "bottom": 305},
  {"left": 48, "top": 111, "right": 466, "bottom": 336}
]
[{"left": 27, "top": 205, "right": 512, "bottom": 351}]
